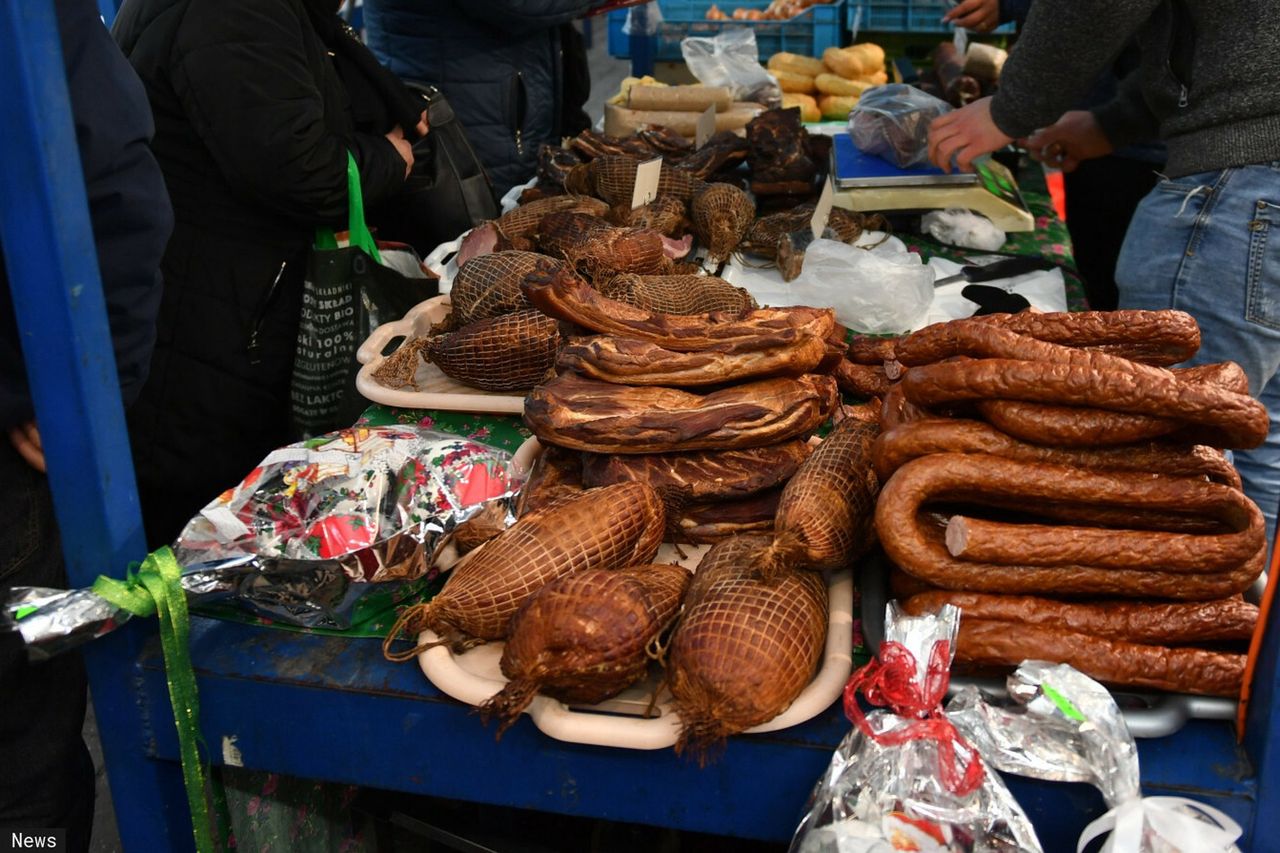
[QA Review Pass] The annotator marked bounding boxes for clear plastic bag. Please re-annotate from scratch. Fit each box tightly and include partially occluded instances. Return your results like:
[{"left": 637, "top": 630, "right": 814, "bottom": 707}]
[
  {"left": 848, "top": 84, "right": 953, "bottom": 168},
  {"left": 681, "top": 27, "right": 782, "bottom": 108},
  {"left": 789, "top": 238, "right": 935, "bottom": 334},
  {"left": 790, "top": 603, "right": 1043, "bottom": 853},
  {"left": 948, "top": 662, "right": 1243, "bottom": 852}
]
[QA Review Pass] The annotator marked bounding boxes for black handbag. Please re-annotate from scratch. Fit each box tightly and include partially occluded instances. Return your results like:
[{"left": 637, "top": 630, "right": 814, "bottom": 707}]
[{"left": 374, "top": 81, "right": 500, "bottom": 257}]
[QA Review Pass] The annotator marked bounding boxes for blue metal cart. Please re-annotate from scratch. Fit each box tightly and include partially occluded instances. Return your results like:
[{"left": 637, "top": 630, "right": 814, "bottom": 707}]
[{"left": 2, "top": 3, "right": 1276, "bottom": 850}]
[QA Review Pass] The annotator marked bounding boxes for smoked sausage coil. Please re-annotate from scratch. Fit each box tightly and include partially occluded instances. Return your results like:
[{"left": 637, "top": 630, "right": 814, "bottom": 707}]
[
  {"left": 901, "top": 358, "right": 1269, "bottom": 449},
  {"left": 875, "top": 454, "right": 1265, "bottom": 599},
  {"left": 967, "top": 310, "right": 1201, "bottom": 365},
  {"left": 901, "top": 591, "right": 1258, "bottom": 645},
  {"left": 894, "top": 320, "right": 1180, "bottom": 379},
  {"left": 871, "top": 418, "right": 1241, "bottom": 487},
  {"left": 975, "top": 399, "right": 1179, "bottom": 446},
  {"left": 974, "top": 361, "right": 1250, "bottom": 447},
  {"left": 943, "top": 496, "right": 1229, "bottom": 534},
  {"left": 955, "top": 619, "right": 1245, "bottom": 697},
  {"left": 945, "top": 508, "right": 1262, "bottom": 572}
]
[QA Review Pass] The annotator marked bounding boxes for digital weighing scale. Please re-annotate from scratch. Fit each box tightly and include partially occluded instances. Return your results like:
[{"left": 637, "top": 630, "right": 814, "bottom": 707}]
[{"left": 829, "top": 132, "right": 1035, "bottom": 232}]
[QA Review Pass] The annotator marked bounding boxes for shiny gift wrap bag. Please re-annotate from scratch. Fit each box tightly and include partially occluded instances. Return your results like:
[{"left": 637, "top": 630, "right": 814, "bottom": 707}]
[{"left": 790, "top": 603, "right": 1042, "bottom": 853}]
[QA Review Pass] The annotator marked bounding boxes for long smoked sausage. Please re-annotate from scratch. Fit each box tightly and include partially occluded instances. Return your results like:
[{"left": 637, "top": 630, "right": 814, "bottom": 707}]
[{"left": 874, "top": 454, "right": 1265, "bottom": 599}]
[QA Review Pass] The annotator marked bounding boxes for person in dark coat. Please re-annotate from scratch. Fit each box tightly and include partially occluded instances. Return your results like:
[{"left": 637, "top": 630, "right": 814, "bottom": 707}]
[
  {"left": 113, "top": 0, "right": 427, "bottom": 548},
  {"left": 364, "top": 0, "right": 599, "bottom": 198},
  {"left": 0, "top": 1, "right": 172, "bottom": 848}
]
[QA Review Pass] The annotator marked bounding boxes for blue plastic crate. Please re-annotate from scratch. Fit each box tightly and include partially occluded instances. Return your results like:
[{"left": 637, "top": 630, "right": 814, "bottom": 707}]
[
  {"left": 847, "top": 0, "right": 1014, "bottom": 34},
  {"left": 608, "top": 0, "right": 846, "bottom": 62}
]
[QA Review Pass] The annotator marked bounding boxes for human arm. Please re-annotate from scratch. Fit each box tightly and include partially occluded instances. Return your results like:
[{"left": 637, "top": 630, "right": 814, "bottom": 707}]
[
  {"left": 1090, "top": 71, "right": 1161, "bottom": 153},
  {"left": 169, "top": 0, "right": 407, "bottom": 224}
]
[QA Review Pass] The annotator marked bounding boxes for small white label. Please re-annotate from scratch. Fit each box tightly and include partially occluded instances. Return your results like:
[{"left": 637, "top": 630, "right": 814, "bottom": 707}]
[
  {"left": 953, "top": 25, "right": 969, "bottom": 55},
  {"left": 631, "top": 156, "right": 663, "bottom": 209},
  {"left": 694, "top": 105, "right": 716, "bottom": 150},
  {"left": 810, "top": 177, "right": 835, "bottom": 239},
  {"left": 221, "top": 735, "right": 244, "bottom": 767}
]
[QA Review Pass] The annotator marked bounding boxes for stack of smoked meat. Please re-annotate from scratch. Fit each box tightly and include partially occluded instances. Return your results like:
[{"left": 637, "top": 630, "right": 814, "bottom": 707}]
[
  {"left": 856, "top": 310, "right": 1265, "bottom": 699},
  {"left": 384, "top": 263, "right": 886, "bottom": 760}
]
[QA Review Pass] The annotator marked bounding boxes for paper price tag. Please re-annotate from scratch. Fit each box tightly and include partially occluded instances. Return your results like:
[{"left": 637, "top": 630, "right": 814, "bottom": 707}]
[
  {"left": 694, "top": 105, "right": 716, "bottom": 150},
  {"left": 631, "top": 156, "right": 662, "bottom": 209},
  {"left": 810, "top": 176, "right": 835, "bottom": 239}
]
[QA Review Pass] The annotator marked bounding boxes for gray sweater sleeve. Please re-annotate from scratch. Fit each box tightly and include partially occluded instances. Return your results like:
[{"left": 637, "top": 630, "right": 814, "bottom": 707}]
[
  {"left": 1091, "top": 73, "right": 1161, "bottom": 150},
  {"left": 989, "top": 0, "right": 1163, "bottom": 139}
]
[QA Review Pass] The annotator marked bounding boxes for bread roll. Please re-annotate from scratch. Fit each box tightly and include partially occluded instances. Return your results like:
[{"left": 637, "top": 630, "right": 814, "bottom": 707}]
[
  {"left": 815, "top": 73, "right": 872, "bottom": 97},
  {"left": 847, "top": 43, "right": 886, "bottom": 73},
  {"left": 823, "top": 46, "right": 865, "bottom": 79},
  {"left": 774, "top": 70, "right": 816, "bottom": 94},
  {"left": 782, "top": 92, "right": 820, "bottom": 123},
  {"left": 818, "top": 94, "right": 860, "bottom": 119},
  {"left": 768, "top": 52, "right": 826, "bottom": 77},
  {"left": 866, "top": 70, "right": 889, "bottom": 86}
]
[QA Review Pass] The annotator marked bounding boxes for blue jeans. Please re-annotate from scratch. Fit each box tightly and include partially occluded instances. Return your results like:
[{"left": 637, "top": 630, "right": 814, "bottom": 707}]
[{"left": 1116, "top": 161, "right": 1280, "bottom": 556}]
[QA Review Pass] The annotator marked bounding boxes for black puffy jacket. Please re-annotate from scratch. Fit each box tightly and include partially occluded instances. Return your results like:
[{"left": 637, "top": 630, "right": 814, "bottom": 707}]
[
  {"left": 364, "top": 0, "right": 597, "bottom": 197},
  {"left": 113, "top": 0, "right": 410, "bottom": 547}
]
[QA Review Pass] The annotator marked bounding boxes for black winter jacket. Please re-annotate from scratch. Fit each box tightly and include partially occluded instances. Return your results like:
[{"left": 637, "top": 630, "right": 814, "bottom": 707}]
[
  {"left": 364, "top": 0, "right": 597, "bottom": 197},
  {"left": 0, "top": 0, "right": 171, "bottom": 432},
  {"left": 113, "top": 0, "right": 410, "bottom": 547}
]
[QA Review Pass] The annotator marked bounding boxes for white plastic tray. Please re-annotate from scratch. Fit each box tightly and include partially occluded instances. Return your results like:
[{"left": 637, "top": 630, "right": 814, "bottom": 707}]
[
  {"left": 354, "top": 295, "right": 526, "bottom": 414},
  {"left": 416, "top": 438, "right": 855, "bottom": 749}
]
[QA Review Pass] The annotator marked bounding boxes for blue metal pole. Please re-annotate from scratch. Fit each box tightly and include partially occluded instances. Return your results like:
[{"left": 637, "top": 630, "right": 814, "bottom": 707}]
[
  {"left": 96, "top": 0, "right": 118, "bottom": 27},
  {"left": 628, "top": 2, "right": 656, "bottom": 77},
  {"left": 0, "top": 1, "right": 191, "bottom": 849}
]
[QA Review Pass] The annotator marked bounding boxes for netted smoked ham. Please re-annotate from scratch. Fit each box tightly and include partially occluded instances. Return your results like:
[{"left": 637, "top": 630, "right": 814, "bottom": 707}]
[
  {"left": 580, "top": 439, "right": 812, "bottom": 501},
  {"left": 670, "top": 535, "right": 827, "bottom": 763},
  {"left": 536, "top": 212, "right": 677, "bottom": 279},
  {"left": 556, "top": 333, "right": 828, "bottom": 386},
  {"left": 424, "top": 310, "right": 559, "bottom": 392},
  {"left": 599, "top": 273, "right": 757, "bottom": 316},
  {"left": 582, "top": 155, "right": 706, "bottom": 204},
  {"left": 607, "top": 195, "right": 688, "bottom": 236},
  {"left": 480, "top": 563, "right": 691, "bottom": 735},
  {"left": 691, "top": 182, "right": 755, "bottom": 265},
  {"left": 757, "top": 414, "right": 880, "bottom": 579},
  {"left": 523, "top": 266, "right": 838, "bottom": 353},
  {"left": 901, "top": 591, "right": 1258, "bottom": 645},
  {"left": 875, "top": 453, "right": 1266, "bottom": 599},
  {"left": 901, "top": 358, "right": 1269, "bottom": 449},
  {"left": 383, "top": 483, "right": 666, "bottom": 657},
  {"left": 493, "top": 194, "right": 609, "bottom": 242},
  {"left": 446, "top": 251, "right": 555, "bottom": 325},
  {"left": 524, "top": 372, "right": 839, "bottom": 453},
  {"left": 968, "top": 309, "right": 1201, "bottom": 366},
  {"left": 872, "top": 418, "right": 1241, "bottom": 487},
  {"left": 956, "top": 619, "right": 1245, "bottom": 698}
]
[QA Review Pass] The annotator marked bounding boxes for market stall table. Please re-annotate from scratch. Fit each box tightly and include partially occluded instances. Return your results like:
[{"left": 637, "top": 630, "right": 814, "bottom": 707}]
[{"left": 5, "top": 5, "right": 1279, "bottom": 846}]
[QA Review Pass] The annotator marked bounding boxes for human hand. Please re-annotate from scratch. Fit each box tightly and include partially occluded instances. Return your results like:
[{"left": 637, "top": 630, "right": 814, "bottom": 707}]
[
  {"left": 416, "top": 109, "right": 429, "bottom": 138},
  {"left": 385, "top": 125, "right": 414, "bottom": 177},
  {"left": 1023, "top": 110, "right": 1114, "bottom": 173},
  {"left": 927, "top": 97, "right": 1013, "bottom": 173},
  {"left": 941, "top": 0, "right": 1000, "bottom": 32},
  {"left": 8, "top": 421, "right": 45, "bottom": 473}
]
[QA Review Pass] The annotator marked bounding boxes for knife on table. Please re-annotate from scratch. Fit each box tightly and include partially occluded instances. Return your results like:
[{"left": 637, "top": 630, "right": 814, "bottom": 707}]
[{"left": 934, "top": 255, "right": 1056, "bottom": 287}]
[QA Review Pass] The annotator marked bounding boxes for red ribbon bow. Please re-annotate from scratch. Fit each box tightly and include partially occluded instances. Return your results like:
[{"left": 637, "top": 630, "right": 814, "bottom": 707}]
[{"left": 842, "top": 639, "right": 985, "bottom": 796}]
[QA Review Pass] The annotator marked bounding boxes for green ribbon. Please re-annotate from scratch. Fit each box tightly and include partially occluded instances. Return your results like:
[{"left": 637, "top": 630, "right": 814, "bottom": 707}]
[{"left": 93, "top": 548, "right": 214, "bottom": 853}]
